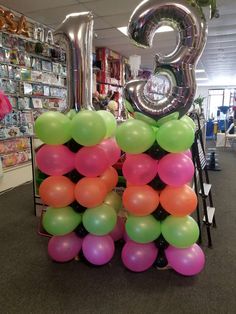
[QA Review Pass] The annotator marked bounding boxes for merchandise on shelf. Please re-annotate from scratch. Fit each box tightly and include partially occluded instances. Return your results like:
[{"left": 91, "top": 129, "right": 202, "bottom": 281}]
[{"left": 0, "top": 136, "right": 31, "bottom": 169}]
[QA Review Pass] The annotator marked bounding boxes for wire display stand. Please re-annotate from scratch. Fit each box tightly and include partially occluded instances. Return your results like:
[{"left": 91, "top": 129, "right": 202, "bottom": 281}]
[{"left": 191, "top": 113, "right": 217, "bottom": 247}]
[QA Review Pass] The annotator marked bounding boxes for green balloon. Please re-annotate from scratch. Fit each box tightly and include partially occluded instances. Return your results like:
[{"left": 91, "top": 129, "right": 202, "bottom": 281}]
[
  {"left": 35, "top": 111, "right": 71, "bottom": 145},
  {"left": 71, "top": 110, "right": 106, "bottom": 146},
  {"left": 66, "top": 109, "right": 77, "bottom": 120},
  {"left": 134, "top": 112, "right": 157, "bottom": 127},
  {"left": 115, "top": 120, "right": 155, "bottom": 154},
  {"left": 126, "top": 215, "right": 161, "bottom": 243},
  {"left": 161, "top": 215, "right": 199, "bottom": 248},
  {"left": 97, "top": 110, "right": 117, "bottom": 138},
  {"left": 82, "top": 204, "right": 117, "bottom": 235},
  {"left": 156, "top": 119, "right": 194, "bottom": 153},
  {"left": 43, "top": 206, "right": 81, "bottom": 236},
  {"left": 181, "top": 115, "right": 196, "bottom": 131},
  {"left": 156, "top": 112, "right": 179, "bottom": 127},
  {"left": 104, "top": 191, "right": 122, "bottom": 213}
]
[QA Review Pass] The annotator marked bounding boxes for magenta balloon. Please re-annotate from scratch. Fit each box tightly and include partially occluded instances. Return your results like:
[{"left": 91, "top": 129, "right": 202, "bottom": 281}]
[
  {"left": 98, "top": 138, "right": 121, "bottom": 166},
  {"left": 109, "top": 217, "right": 125, "bottom": 241},
  {"left": 166, "top": 244, "right": 205, "bottom": 276},
  {"left": 158, "top": 153, "right": 194, "bottom": 186},
  {"left": 48, "top": 232, "right": 82, "bottom": 262},
  {"left": 122, "top": 241, "right": 158, "bottom": 272},
  {"left": 123, "top": 229, "right": 132, "bottom": 242},
  {"left": 183, "top": 149, "right": 192, "bottom": 159},
  {"left": 36, "top": 145, "right": 75, "bottom": 176},
  {"left": 123, "top": 153, "right": 158, "bottom": 185},
  {"left": 75, "top": 146, "right": 109, "bottom": 177},
  {"left": 82, "top": 234, "right": 115, "bottom": 265}
]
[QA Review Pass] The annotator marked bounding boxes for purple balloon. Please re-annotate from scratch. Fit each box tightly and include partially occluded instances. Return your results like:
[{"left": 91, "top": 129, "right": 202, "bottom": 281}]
[
  {"left": 36, "top": 145, "right": 75, "bottom": 176},
  {"left": 109, "top": 217, "right": 125, "bottom": 241},
  {"left": 158, "top": 153, "right": 194, "bottom": 186},
  {"left": 122, "top": 241, "right": 158, "bottom": 272},
  {"left": 183, "top": 149, "right": 192, "bottom": 159},
  {"left": 48, "top": 232, "right": 82, "bottom": 262},
  {"left": 75, "top": 146, "right": 109, "bottom": 177},
  {"left": 82, "top": 234, "right": 115, "bottom": 265},
  {"left": 123, "top": 229, "right": 132, "bottom": 242},
  {"left": 122, "top": 153, "right": 158, "bottom": 185},
  {"left": 166, "top": 244, "right": 205, "bottom": 276},
  {"left": 98, "top": 138, "right": 121, "bottom": 166}
]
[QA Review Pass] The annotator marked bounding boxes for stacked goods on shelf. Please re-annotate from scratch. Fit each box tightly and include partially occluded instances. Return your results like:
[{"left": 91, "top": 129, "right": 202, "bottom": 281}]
[{"left": 0, "top": 137, "right": 31, "bottom": 169}]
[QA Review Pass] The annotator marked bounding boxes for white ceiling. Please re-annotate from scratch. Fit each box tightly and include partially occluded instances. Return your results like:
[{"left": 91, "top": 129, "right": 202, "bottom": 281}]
[{"left": 1, "top": 0, "right": 236, "bottom": 86}]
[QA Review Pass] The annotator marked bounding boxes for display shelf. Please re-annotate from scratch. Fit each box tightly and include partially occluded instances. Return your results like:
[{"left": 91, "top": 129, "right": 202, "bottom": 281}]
[
  {"left": 0, "top": 61, "right": 67, "bottom": 77},
  {"left": 0, "top": 77, "right": 66, "bottom": 89},
  {"left": 3, "top": 160, "right": 31, "bottom": 173}
]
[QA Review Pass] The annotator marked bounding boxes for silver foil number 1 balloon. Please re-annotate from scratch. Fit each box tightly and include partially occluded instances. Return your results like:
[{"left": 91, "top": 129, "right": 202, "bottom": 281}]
[
  {"left": 54, "top": 12, "right": 94, "bottom": 112},
  {"left": 124, "top": 0, "right": 207, "bottom": 120}
]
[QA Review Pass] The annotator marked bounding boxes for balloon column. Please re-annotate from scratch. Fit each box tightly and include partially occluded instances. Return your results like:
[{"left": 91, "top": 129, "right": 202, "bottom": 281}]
[{"left": 35, "top": 0, "right": 213, "bottom": 276}]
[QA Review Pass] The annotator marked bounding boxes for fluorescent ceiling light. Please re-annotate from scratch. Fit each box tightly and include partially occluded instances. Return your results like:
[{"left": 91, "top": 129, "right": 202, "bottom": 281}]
[
  {"left": 196, "top": 69, "right": 205, "bottom": 73},
  {"left": 196, "top": 78, "right": 208, "bottom": 81},
  {"left": 117, "top": 26, "right": 173, "bottom": 36}
]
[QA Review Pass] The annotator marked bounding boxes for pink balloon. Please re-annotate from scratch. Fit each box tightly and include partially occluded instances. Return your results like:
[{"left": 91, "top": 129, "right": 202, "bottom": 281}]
[
  {"left": 158, "top": 153, "right": 194, "bottom": 187},
  {"left": 122, "top": 153, "right": 158, "bottom": 185},
  {"left": 75, "top": 146, "right": 109, "bottom": 177},
  {"left": 166, "top": 244, "right": 205, "bottom": 276},
  {"left": 109, "top": 217, "right": 125, "bottom": 241},
  {"left": 183, "top": 149, "right": 192, "bottom": 159},
  {"left": 98, "top": 138, "right": 121, "bottom": 166},
  {"left": 82, "top": 234, "right": 115, "bottom": 265},
  {"left": 48, "top": 232, "right": 82, "bottom": 262},
  {"left": 36, "top": 145, "right": 75, "bottom": 176},
  {"left": 122, "top": 241, "right": 158, "bottom": 272}
]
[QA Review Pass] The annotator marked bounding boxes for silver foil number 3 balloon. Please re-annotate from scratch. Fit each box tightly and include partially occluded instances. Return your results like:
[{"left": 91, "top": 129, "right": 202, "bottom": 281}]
[{"left": 124, "top": 0, "right": 207, "bottom": 120}]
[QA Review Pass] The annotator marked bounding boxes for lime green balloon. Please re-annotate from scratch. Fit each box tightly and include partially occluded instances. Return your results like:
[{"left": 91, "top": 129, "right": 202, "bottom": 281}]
[
  {"left": 66, "top": 109, "right": 77, "bottom": 120},
  {"left": 116, "top": 120, "right": 155, "bottom": 154},
  {"left": 35, "top": 111, "right": 71, "bottom": 145},
  {"left": 134, "top": 112, "right": 157, "bottom": 127},
  {"left": 126, "top": 215, "right": 161, "bottom": 243},
  {"left": 124, "top": 100, "right": 134, "bottom": 113},
  {"left": 156, "top": 120, "right": 194, "bottom": 153},
  {"left": 156, "top": 112, "right": 179, "bottom": 127},
  {"left": 97, "top": 110, "right": 117, "bottom": 138},
  {"left": 43, "top": 206, "right": 81, "bottom": 236},
  {"left": 82, "top": 204, "right": 117, "bottom": 235},
  {"left": 181, "top": 115, "right": 196, "bottom": 131},
  {"left": 161, "top": 215, "right": 199, "bottom": 248},
  {"left": 104, "top": 191, "right": 122, "bottom": 213},
  {"left": 71, "top": 110, "right": 106, "bottom": 146}
]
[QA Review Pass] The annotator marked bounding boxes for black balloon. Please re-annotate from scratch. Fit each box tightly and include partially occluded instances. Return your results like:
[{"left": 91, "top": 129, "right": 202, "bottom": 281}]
[
  {"left": 154, "top": 250, "right": 168, "bottom": 269},
  {"left": 152, "top": 205, "right": 169, "bottom": 221},
  {"left": 66, "top": 169, "right": 84, "bottom": 183},
  {"left": 70, "top": 201, "right": 87, "bottom": 213},
  {"left": 155, "top": 235, "right": 169, "bottom": 250},
  {"left": 146, "top": 143, "right": 168, "bottom": 160},
  {"left": 149, "top": 176, "right": 166, "bottom": 191},
  {"left": 66, "top": 139, "right": 82, "bottom": 153},
  {"left": 74, "top": 223, "right": 89, "bottom": 238}
]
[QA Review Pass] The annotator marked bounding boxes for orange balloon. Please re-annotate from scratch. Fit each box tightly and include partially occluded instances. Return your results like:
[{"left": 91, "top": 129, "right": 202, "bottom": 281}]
[
  {"left": 39, "top": 176, "right": 75, "bottom": 208},
  {"left": 123, "top": 185, "right": 159, "bottom": 216},
  {"left": 100, "top": 167, "right": 118, "bottom": 192},
  {"left": 160, "top": 184, "right": 197, "bottom": 216},
  {"left": 74, "top": 177, "right": 107, "bottom": 208}
]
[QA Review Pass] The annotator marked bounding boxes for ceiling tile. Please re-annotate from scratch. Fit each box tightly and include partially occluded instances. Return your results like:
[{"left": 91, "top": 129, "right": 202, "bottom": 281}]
[
  {"left": 83, "top": 0, "right": 140, "bottom": 16},
  {"left": 26, "top": 3, "right": 89, "bottom": 26}
]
